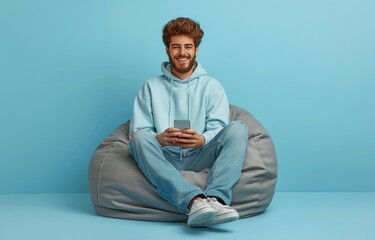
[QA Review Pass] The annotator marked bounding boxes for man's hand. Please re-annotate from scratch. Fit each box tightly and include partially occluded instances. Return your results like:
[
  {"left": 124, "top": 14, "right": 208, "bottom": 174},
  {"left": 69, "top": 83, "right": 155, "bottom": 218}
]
[
  {"left": 176, "top": 129, "right": 205, "bottom": 148},
  {"left": 156, "top": 127, "right": 183, "bottom": 147},
  {"left": 156, "top": 128, "right": 205, "bottom": 148}
]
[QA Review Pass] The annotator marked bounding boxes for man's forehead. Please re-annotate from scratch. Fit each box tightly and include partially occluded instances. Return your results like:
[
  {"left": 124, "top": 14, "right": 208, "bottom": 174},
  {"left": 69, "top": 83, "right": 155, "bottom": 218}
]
[{"left": 169, "top": 35, "right": 195, "bottom": 45}]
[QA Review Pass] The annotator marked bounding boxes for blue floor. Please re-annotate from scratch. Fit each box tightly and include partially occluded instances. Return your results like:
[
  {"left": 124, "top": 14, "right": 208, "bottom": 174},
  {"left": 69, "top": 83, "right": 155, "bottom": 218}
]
[{"left": 1, "top": 192, "right": 374, "bottom": 240}]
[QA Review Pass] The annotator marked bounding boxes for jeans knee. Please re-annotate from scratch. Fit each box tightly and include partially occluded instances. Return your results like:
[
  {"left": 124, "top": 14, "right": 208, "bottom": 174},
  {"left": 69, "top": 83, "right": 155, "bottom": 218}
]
[
  {"left": 131, "top": 130, "right": 153, "bottom": 141},
  {"left": 129, "top": 130, "right": 157, "bottom": 151},
  {"left": 226, "top": 120, "right": 248, "bottom": 139}
]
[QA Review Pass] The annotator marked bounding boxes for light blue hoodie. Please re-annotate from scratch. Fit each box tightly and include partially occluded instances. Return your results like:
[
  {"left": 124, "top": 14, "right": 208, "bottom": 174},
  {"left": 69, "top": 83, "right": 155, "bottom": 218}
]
[{"left": 129, "top": 61, "right": 229, "bottom": 146}]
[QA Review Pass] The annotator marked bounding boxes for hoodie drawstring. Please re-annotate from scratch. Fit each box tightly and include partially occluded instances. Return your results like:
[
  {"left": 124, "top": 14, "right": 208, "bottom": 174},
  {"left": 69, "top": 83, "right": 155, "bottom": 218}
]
[
  {"left": 188, "top": 78, "right": 191, "bottom": 121},
  {"left": 168, "top": 78, "right": 174, "bottom": 127}
]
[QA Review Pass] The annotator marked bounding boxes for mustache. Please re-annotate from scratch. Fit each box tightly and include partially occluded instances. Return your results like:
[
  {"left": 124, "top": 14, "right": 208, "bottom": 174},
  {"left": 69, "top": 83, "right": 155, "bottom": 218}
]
[{"left": 176, "top": 54, "right": 190, "bottom": 59}]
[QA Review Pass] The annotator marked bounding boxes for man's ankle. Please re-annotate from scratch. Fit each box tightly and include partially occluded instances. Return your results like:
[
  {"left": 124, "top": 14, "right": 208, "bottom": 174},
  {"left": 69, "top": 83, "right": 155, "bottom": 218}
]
[
  {"left": 188, "top": 194, "right": 206, "bottom": 211},
  {"left": 208, "top": 196, "right": 226, "bottom": 205}
]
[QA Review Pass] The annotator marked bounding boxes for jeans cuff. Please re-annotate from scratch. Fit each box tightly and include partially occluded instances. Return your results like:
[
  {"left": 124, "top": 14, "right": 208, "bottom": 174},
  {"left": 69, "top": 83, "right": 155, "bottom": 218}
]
[{"left": 183, "top": 190, "right": 206, "bottom": 214}]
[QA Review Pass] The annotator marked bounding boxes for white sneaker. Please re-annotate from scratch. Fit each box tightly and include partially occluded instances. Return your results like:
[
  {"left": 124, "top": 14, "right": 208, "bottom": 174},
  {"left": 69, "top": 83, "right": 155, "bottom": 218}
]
[
  {"left": 205, "top": 197, "right": 239, "bottom": 226},
  {"left": 187, "top": 198, "right": 216, "bottom": 227}
]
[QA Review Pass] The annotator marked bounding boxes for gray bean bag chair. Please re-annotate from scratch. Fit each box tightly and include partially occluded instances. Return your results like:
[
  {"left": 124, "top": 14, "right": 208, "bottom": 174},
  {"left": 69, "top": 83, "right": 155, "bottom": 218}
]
[{"left": 88, "top": 105, "right": 277, "bottom": 221}]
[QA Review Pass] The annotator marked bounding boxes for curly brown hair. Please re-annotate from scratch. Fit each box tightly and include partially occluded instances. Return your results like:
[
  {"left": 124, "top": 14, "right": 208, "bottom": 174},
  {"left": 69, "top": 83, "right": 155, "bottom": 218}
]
[{"left": 162, "top": 17, "right": 204, "bottom": 48}]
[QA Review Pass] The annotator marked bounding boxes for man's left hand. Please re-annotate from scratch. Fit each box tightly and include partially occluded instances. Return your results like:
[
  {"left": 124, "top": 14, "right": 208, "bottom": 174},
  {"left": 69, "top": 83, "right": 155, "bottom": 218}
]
[{"left": 175, "top": 129, "right": 205, "bottom": 148}]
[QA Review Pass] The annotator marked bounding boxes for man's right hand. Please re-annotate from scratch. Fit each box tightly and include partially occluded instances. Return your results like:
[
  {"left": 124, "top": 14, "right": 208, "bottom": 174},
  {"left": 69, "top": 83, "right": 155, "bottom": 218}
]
[{"left": 156, "top": 128, "right": 183, "bottom": 147}]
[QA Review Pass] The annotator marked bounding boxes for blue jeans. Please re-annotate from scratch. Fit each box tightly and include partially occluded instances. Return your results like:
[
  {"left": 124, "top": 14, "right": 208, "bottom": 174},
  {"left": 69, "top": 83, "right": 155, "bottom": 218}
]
[{"left": 129, "top": 120, "right": 248, "bottom": 214}]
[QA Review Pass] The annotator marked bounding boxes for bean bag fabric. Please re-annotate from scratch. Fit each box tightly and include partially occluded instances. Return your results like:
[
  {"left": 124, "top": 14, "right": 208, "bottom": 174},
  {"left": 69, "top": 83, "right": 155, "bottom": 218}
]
[{"left": 88, "top": 105, "right": 277, "bottom": 221}]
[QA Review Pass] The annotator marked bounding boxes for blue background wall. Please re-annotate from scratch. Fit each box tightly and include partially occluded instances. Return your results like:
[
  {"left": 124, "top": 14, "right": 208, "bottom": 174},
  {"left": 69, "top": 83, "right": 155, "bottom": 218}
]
[{"left": 1, "top": 0, "right": 374, "bottom": 193}]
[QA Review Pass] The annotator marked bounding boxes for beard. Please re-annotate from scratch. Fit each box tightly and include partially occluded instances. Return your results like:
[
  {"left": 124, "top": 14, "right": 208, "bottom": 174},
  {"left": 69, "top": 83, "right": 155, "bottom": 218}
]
[{"left": 168, "top": 53, "right": 197, "bottom": 76}]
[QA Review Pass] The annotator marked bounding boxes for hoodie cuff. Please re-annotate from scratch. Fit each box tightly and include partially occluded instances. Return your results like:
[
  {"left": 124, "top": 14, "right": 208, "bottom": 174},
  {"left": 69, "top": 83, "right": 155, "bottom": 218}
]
[{"left": 202, "top": 132, "right": 214, "bottom": 145}]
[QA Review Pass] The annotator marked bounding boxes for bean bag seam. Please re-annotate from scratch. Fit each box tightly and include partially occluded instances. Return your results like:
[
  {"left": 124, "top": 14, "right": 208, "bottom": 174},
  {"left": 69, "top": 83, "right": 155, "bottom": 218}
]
[
  {"left": 250, "top": 127, "right": 265, "bottom": 206},
  {"left": 97, "top": 134, "right": 122, "bottom": 205}
]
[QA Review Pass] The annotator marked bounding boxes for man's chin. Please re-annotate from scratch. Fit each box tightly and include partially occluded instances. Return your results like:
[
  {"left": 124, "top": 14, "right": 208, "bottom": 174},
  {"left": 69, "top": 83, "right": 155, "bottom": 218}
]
[
  {"left": 171, "top": 61, "right": 196, "bottom": 74},
  {"left": 173, "top": 66, "right": 191, "bottom": 74}
]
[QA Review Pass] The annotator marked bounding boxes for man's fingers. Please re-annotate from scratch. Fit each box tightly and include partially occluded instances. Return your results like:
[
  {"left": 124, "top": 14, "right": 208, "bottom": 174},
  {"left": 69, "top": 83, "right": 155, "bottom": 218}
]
[
  {"left": 178, "top": 133, "right": 196, "bottom": 139},
  {"left": 175, "top": 138, "right": 196, "bottom": 144},
  {"left": 166, "top": 127, "right": 181, "bottom": 133},
  {"left": 182, "top": 129, "right": 196, "bottom": 134}
]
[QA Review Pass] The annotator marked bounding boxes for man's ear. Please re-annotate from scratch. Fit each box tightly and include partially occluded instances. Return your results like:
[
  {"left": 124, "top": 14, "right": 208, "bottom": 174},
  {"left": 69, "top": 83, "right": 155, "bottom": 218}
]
[
  {"left": 195, "top": 47, "right": 199, "bottom": 56},
  {"left": 166, "top": 47, "right": 169, "bottom": 55}
]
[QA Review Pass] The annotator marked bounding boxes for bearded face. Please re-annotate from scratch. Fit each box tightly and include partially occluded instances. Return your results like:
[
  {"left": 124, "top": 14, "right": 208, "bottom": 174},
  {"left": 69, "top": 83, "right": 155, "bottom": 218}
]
[{"left": 167, "top": 35, "right": 198, "bottom": 79}]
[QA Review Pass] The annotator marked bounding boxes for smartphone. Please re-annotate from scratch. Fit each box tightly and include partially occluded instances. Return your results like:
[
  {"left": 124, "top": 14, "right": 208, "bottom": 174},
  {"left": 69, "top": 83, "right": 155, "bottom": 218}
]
[{"left": 174, "top": 119, "right": 190, "bottom": 130}]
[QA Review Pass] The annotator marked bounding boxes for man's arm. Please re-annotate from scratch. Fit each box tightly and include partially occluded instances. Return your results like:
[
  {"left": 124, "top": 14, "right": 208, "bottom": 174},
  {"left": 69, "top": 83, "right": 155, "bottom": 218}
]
[
  {"left": 129, "top": 84, "right": 156, "bottom": 139},
  {"left": 201, "top": 87, "right": 229, "bottom": 144}
]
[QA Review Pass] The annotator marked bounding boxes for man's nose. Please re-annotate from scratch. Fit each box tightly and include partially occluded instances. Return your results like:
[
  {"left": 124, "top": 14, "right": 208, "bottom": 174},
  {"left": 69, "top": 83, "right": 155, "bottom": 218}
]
[{"left": 179, "top": 47, "right": 186, "bottom": 55}]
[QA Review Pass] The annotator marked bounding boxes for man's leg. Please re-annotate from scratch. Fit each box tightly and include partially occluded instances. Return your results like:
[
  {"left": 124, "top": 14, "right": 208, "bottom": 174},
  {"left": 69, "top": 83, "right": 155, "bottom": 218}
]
[
  {"left": 188, "top": 120, "right": 248, "bottom": 203},
  {"left": 187, "top": 120, "right": 248, "bottom": 226},
  {"left": 129, "top": 130, "right": 205, "bottom": 214},
  {"left": 204, "top": 120, "right": 248, "bottom": 204}
]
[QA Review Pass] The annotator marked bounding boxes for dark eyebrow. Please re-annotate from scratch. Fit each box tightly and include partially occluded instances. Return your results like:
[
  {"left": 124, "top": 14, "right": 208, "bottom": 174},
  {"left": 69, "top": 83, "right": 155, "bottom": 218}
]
[{"left": 170, "top": 43, "right": 194, "bottom": 48}]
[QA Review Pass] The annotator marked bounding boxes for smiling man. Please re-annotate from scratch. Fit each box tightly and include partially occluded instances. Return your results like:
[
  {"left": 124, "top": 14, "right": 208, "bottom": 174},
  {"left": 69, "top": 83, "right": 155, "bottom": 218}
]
[{"left": 129, "top": 17, "right": 248, "bottom": 227}]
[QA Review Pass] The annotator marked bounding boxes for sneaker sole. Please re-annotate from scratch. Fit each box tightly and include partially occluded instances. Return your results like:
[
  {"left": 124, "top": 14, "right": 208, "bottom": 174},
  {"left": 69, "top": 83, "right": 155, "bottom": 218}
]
[
  {"left": 188, "top": 210, "right": 216, "bottom": 228},
  {"left": 205, "top": 212, "right": 239, "bottom": 226}
]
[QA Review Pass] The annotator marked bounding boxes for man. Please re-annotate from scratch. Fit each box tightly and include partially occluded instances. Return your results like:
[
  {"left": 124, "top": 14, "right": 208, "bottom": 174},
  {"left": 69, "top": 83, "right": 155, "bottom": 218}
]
[{"left": 129, "top": 17, "right": 248, "bottom": 227}]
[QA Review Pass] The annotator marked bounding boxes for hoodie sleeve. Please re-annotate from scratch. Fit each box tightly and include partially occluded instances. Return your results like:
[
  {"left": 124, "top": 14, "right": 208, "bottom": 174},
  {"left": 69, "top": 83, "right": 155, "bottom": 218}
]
[
  {"left": 129, "top": 84, "right": 157, "bottom": 139},
  {"left": 202, "top": 87, "right": 229, "bottom": 144}
]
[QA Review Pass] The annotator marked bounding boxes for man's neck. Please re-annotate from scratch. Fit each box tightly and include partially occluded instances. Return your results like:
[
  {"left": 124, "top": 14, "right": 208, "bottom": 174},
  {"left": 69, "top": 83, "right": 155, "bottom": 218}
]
[{"left": 172, "top": 70, "right": 192, "bottom": 80}]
